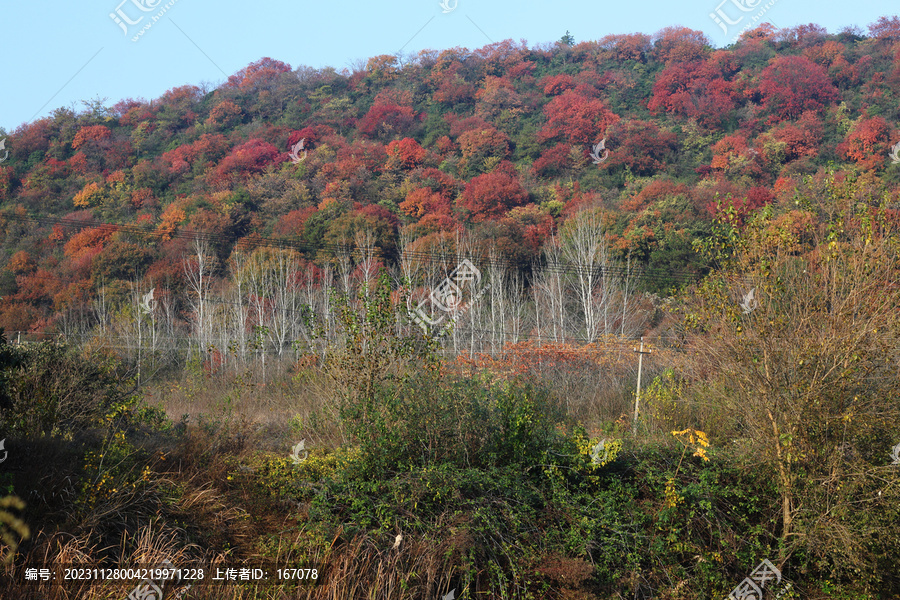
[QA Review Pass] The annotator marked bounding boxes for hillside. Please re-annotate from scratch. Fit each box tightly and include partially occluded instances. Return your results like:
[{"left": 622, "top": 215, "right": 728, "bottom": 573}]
[
  {"left": 1, "top": 18, "right": 900, "bottom": 600},
  {"left": 0, "top": 19, "right": 899, "bottom": 336}
]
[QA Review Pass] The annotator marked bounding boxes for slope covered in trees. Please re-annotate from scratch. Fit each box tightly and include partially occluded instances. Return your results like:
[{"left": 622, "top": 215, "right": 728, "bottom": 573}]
[
  {"left": 2, "top": 18, "right": 900, "bottom": 600},
  {"left": 0, "top": 19, "right": 899, "bottom": 336}
]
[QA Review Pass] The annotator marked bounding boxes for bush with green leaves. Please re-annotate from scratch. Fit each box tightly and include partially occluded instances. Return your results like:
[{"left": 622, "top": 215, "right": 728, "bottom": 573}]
[
  {"left": 321, "top": 270, "right": 438, "bottom": 417},
  {"left": 344, "top": 372, "right": 569, "bottom": 477},
  {"left": 321, "top": 269, "right": 570, "bottom": 476},
  {"left": 0, "top": 336, "right": 135, "bottom": 438}
]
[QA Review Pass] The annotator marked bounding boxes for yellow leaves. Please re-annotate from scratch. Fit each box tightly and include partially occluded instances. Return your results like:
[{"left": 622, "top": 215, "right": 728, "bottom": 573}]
[
  {"left": 672, "top": 428, "right": 710, "bottom": 461},
  {"left": 73, "top": 181, "right": 104, "bottom": 208},
  {"left": 572, "top": 430, "right": 621, "bottom": 472},
  {"left": 664, "top": 476, "right": 682, "bottom": 508},
  {"left": 672, "top": 429, "right": 709, "bottom": 447},
  {"left": 156, "top": 203, "right": 187, "bottom": 241},
  {"left": 664, "top": 428, "right": 711, "bottom": 510}
]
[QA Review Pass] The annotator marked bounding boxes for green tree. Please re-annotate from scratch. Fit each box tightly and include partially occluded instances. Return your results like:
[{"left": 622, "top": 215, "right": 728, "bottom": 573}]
[
  {"left": 321, "top": 271, "right": 437, "bottom": 446},
  {"left": 683, "top": 203, "right": 900, "bottom": 585}
]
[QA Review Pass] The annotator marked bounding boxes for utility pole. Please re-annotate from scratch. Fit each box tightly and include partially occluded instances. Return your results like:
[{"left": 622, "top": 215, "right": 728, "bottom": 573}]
[{"left": 633, "top": 337, "right": 651, "bottom": 436}]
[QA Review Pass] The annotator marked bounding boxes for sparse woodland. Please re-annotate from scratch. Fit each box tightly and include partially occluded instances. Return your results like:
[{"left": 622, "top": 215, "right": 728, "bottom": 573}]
[{"left": 0, "top": 17, "right": 899, "bottom": 600}]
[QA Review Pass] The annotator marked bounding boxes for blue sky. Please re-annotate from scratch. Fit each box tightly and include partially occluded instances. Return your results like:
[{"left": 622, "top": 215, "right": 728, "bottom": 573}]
[{"left": 0, "top": 0, "right": 894, "bottom": 133}]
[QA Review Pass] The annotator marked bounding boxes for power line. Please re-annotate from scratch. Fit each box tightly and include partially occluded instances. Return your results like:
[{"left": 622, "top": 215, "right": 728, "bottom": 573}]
[{"left": 18, "top": 329, "right": 680, "bottom": 356}]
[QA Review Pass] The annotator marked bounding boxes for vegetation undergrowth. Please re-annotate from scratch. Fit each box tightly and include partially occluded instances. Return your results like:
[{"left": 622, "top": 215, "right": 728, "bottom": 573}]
[{"left": 0, "top": 249, "right": 898, "bottom": 598}]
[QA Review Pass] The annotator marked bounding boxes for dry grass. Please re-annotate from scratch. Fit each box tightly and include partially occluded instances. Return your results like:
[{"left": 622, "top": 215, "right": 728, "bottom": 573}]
[
  {"left": 145, "top": 361, "right": 346, "bottom": 451},
  {"left": 0, "top": 351, "right": 718, "bottom": 600},
  {"left": 447, "top": 338, "right": 678, "bottom": 428}
]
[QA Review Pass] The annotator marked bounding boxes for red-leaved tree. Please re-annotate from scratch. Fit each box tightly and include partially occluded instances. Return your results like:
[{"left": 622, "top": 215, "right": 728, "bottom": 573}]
[
  {"left": 459, "top": 162, "right": 528, "bottom": 222},
  {"left": 386, "top": 138, "right": 427, "bottom": 170},
  {"left": 838, "top": 116, "right": 893, "bottom": 171},
  {"left": 603, "top": 119, "right": 678, "bottom": 176},
  {"left": 868, "top": 16, "right": 900, "bottom": 39},
  {"left": 650, "top": 26, "right": 710, "bottom": 64},
  {"left": 540, "top": 74, "right": 576, "bottom": 96},
  {"left": 209, "top": 139, "right": 286, "bottom": 186},
  {"left": 538, "top": 90, "right": 619, "bottom": 146},
  {"left": 757, "top": 55, "right": 839, "bottom": 121},
  {"left": 225, "top": 57, "right": 292, "bottom": 92},
  {"left": 72, "top": 125, "right": 112, "bottom": 150},
  {"left": 648, "top": 59, "right": 736, "bottom": 126},
  {"left": 358, "top": 103, "right": 419, "bottom": 140}
]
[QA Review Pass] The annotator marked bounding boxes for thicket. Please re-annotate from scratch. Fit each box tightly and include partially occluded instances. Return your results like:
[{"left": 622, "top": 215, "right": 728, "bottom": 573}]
[
  {"left": 676, "top": 194, "right": 900, "bottom": 592},
  {"left": 265, "top": 273, "right": 792, "bottom": 597},
  {"left": 0, "top": 334, "right": 138, "bottom": 438}
]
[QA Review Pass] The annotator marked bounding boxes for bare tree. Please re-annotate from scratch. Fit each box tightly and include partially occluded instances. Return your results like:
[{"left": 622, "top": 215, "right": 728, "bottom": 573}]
[
  {"left": 354, "top": 229, "right": 378, "bottom": 295},
  {"left": 229, "top": 252, "right": 251, "bottom": 370},
  {"left": 269, "top": 249, "right": 303, "bottom": 356},
  {"left": 183, "top": 239, "right": 214, "bottom": 360},
  {"left": 93, "top": 285, "right": 111, "bottom": 335},
  {"left": 506, "top": 268, "right": 526, "bottom": 344},
  {"left": 488, "top": 246, "right": 507, "bottom": 355},
  {"left": 335, "top": 244, "right": 353, "bottom": 297},
  {"left": 533, "top": 237, "right": 567, "bottom": 343},
  {"left": 560, "top": 211, "right": 617, "bottom": 342},
  {"left": 320, "top": 263, "right": 335, "bottom": 356}
]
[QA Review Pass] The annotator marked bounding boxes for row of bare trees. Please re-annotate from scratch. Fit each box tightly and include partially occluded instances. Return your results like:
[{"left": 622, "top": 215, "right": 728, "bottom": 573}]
[{"left": 56, "top": 212, "right": 651, "bottom": 379}]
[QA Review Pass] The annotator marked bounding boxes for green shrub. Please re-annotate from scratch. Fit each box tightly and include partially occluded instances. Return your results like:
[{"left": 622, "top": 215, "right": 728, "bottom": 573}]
[
  {"left": 0, "top": 339, "right": 131, "bottom": 437},
  {"left": 342, "top": 372, "right": 569, "bottom": 477}
]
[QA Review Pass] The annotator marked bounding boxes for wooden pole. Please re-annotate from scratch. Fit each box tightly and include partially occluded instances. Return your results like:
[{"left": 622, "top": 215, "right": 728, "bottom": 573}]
[{"left": 633, "top": 337, "right": 651, "bottom": 436}]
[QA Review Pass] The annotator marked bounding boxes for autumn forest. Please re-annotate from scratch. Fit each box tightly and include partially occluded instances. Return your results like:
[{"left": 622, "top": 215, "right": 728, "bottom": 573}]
[{"left": 1, "top": 16, "right": 900, "bottom": 600}]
